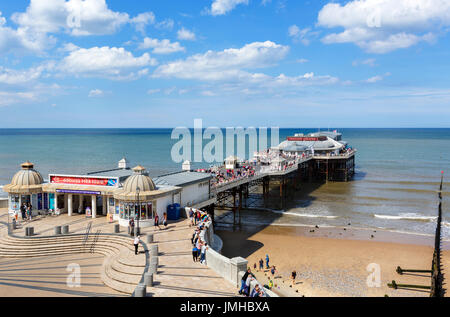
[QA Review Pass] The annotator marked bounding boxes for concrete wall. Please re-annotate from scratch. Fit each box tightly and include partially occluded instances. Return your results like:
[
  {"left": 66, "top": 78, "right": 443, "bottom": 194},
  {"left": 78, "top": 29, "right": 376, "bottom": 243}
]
[
  {"left": 156, "top": 195, "right": 173, "bottom": 220},
  {"left": 180, "top": 182, "right": 210, "bottom": 207}
]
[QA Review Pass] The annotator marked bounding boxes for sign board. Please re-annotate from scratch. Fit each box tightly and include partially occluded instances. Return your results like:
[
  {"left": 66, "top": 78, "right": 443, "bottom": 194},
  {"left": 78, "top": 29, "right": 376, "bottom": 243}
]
[
  {"left": 287, "top": 136, "right": 327, "bottom": 142},
  {"left": 50, "top": 175, "right": 118, "bottom": 187},
  {"left": 56, "top": 189, "right": 101, "bottom": 195}
]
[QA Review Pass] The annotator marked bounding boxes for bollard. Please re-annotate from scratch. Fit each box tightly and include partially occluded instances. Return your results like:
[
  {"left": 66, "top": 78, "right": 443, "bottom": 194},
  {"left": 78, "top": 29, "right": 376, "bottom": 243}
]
[
  {"left": 54, "top": 226, "right": 62, "bottom": 235},
  {"left": 150, "top": 245, "right": 158, "bottom": 256},
  {"left": 25, "top": 227, "right": 30, "bottom": 236},
  {"left": 150, "top": 256, "right": 159, "bottom": 266},
  {"left": 134, "top": 284, "right": 146, "bottom": 297},
  {"left": 147, "top": 234, "right": 153, "bottom": 244},
  {"left": 62, "top": 225, "right": 69, "bottom": 234},
  {"left": 29, "top": 227, "right": 34, "bottom": 236},
  {"left": 144, "top": 273, "right": 154, "bottom": 287},
  {"left": 114, "top": 224, "right": 120, "bottom": 233},
  {"left": 134, "top": 227, "right": 140, "bottom": 237},
  {"left": 149, "top": 262, "right": 158, "bottom": 275},
  {"left": 12, "top": 219, "right": 17, "bottom": 230}
]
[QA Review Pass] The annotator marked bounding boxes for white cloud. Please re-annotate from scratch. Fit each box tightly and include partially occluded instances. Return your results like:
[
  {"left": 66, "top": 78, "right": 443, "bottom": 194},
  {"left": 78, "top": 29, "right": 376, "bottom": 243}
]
[
  {"left": 153, "top": 41, "right": 338, "bottom": 96},
  {"left": 138, "top": 38, "right": 185, "bottom": 54},
  {"left": 131, "top": 12, "right": 155, "bottom": 33},
  {"left": 0, "top": 65, "right": 45, "bottom": 84},
  {"left": 317, "top": 0, "right": 450, "bottom": 53},
  {"left": 58, "top": 46, "right": 157, "bottom": 80},
  {"left": 12, "top": 0, "right": 130, "bottom": 36},
  {"left": 296, "top": 58, "right": 309, "bottom": 64},
  {"left": 88, "top": 89, "right": 104, "bottom": 97},
  {"left": 177, "top": 27, "right": 196, "bottom": 41},
  {"left": 210, "top": 0, "right": 249, "bottom": 16},
  {"left": 352, "top": 58, "right": 376, "bottom": 67},
  {"left": 365, "top": 72, "right": 391, "bottom": 83},
  {"left": 288, "top": 25, "right": 313, "bottom": 45},
  {"left": 147, "top": 88, "right": 161, "bottom": 95},
  {"left": 154, "top": 41, "right": 289, "bottom": 81},
  {"left": 155, "top": 19, "right": 174, "bottom": 30}
]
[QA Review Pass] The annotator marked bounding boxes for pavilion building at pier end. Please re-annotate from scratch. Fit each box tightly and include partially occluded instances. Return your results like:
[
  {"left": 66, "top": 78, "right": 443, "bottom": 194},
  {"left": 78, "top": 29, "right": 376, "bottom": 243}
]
[{"left": 3, "top": 159, "right": 212, "bottom": 227}]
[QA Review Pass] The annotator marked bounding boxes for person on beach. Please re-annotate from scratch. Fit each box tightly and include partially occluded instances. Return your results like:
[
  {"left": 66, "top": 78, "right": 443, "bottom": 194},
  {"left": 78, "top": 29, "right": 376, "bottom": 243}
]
[
  {"left": 265, "top": 254, "right": 270, "bottom": 269},
  {"left": 291, "top": 271, "right": 297, "bottom": 287},
  {"left": 270, "top": 266, "right": 277, "bottom": 278},
  {"left": 154, "top": 214, "right": 161, "bottom": 230},
  {"left": 259, "top": 258, "right": 264, "bottom": 272},
  {"left": 133, "top": 235, "right": 140, "bottom": 255},
  {"left": 268, "top": 278, "right": 274, "bottom": 289}
]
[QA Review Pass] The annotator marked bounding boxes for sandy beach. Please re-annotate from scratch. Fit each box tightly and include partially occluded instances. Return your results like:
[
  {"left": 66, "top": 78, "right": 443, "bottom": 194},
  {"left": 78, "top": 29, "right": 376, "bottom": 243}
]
[{"left": 216, "top": 223, "right": 450, "bottom": 297}]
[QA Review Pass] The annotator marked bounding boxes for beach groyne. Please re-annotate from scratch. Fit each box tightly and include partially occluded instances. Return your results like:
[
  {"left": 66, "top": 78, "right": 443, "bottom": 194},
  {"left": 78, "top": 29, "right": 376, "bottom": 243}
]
[{"left": 201, "top": 218, "right": 278, "bottom": 297}]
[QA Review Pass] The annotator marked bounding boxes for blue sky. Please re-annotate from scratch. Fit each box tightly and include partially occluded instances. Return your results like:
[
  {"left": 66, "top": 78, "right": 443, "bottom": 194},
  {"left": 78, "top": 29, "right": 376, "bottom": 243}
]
[{"left": 0, "top": 0, "right": 449, "bottom": 128}]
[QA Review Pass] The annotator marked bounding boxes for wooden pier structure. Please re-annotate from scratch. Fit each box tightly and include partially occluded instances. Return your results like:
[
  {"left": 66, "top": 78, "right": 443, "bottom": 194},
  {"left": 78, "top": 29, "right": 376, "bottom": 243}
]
[{"left": 192, "top": 151, "right": 356, "bottom": 226}]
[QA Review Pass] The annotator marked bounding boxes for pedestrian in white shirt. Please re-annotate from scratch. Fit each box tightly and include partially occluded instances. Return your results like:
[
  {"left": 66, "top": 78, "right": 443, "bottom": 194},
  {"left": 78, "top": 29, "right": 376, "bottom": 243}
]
[{"left": 133, "top": 236, "right": 140, "bottom": 255}]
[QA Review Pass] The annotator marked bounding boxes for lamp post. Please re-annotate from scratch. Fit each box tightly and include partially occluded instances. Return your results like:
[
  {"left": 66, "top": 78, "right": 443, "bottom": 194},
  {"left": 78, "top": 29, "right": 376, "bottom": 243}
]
[{"left": 135, "top": 186, "right": 140, "bottom": 237}]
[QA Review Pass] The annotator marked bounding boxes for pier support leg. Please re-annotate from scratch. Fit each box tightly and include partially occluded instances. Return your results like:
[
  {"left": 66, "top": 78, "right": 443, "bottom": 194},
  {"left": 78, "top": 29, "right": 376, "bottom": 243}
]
[
  {"left": 92, "top": 195, "right": 97, "bottom": 219},
  {"left": 239, "top": 187, "right": 243, "bottom": 226},
  {"left": 68, "top": 194, "right": 73, "bottom": 217}
]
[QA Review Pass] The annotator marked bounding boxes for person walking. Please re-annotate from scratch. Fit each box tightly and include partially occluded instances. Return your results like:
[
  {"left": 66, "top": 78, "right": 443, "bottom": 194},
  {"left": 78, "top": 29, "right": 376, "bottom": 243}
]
[
  {"left": 199, "top": 243, "right": 208, "bottom": 264},
  {"left": 133, "top": 235, "right": 140, "bottom": 255},
  {"left": 189, "top": 208, "right": 195, "bottom": 227},
  {"left": 258, "top": 258, "right": 264, "bottom": 272},
  {"left": 129, "top": 218, "right": 135, "bottom": 237},
  {"left": 291, "top": 270, "right": 297, "bottom": 288},
  {"left": 163, "top": 212, "right": 168, "bottom": 229},
  {"left": 265, "top": 254, "right": 270, "bottom": 269},
  {"left": 192, "top": 245, "right": 199, "bottom": 262},
  {"left": 20, "top": 203, "right": 26, "bottom": 221},
  {"left": 154, "top": 214, "right": 161, "bottom": 230}
]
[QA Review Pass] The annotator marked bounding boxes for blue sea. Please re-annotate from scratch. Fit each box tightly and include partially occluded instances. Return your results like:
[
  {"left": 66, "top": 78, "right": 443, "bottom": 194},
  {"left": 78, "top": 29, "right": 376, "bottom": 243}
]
[{"left": 0, "top": 128, "right": 448, "bottom": 237}]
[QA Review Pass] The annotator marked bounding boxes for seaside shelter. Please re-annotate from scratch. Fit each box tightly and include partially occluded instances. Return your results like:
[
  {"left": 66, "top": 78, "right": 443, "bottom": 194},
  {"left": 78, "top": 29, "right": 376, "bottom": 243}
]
[
  {"left": 3, "top": 161, "right": 45, "bottom": 213},
  {"left": 113, "top": 165, "right": 181, "bottom": 227}
]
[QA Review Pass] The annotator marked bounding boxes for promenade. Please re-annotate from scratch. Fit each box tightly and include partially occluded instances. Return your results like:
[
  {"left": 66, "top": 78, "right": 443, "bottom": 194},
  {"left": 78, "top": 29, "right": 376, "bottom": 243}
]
[{"left": 0, "top": 208, "right": 237, "bottom": 297}]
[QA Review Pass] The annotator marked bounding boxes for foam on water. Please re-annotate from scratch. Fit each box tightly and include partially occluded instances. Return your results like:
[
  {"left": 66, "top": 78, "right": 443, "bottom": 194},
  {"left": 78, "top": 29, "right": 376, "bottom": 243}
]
[{"left": 374, "top": 213, "right": 437, "bottom": 222}]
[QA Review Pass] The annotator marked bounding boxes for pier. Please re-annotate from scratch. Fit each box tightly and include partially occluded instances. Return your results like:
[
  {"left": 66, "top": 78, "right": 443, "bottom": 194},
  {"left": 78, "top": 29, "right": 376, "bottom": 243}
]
[{"left": 192, "top": 148, "right": 357, "bottom": 226}]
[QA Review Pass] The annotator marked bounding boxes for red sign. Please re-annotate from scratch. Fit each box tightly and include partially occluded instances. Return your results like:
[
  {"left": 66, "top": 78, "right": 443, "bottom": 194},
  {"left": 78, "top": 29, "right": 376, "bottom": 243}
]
[
  {"left": 50, "top": 175, "right": 117, "bottom": 187},
  {"left": 287, "top": 136, "right": 327, "bottom": 141}
]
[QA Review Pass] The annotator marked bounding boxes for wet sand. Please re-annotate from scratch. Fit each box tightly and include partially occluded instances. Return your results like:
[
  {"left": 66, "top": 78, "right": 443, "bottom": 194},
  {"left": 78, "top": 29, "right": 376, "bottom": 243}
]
[{"left": 216, "top": 224, "right": 450, "bottom": 297}]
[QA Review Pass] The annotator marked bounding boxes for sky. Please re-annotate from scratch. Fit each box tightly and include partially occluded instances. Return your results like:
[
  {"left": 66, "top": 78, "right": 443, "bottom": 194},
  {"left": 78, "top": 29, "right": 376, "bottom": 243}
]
[{"left": 0, "top": 0, "right": 449, "bottom": 128}]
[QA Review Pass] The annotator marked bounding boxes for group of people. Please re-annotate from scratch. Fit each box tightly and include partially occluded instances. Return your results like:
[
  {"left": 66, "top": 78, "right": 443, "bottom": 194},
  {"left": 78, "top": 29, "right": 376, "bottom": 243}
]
[
  {"left": 19, "top": 202, "right": 33, "bottom": 221},
  {"left": 254, "top": 254, "right": 298, "bottom": 290},
  {"left": 208, "top": 165, "right": 257, "bottom": 188},
  {"left": 189, "top": 208, "right": 211, "bottom": 265},
  {"left": 238, "top": 268, "right": 267, "bottom": 297}
]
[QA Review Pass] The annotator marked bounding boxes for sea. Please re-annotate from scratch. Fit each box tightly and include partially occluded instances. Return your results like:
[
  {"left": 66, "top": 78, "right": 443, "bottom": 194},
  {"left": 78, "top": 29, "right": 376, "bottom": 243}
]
[{"left": 0, "top": 128, "right": 448, "bottom": 237}]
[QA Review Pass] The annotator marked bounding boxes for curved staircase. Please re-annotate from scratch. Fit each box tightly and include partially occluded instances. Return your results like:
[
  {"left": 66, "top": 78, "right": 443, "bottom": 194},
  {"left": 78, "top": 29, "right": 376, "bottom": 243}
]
[{"left": 0, "top": 232, "right": 148, "bottom": 296}]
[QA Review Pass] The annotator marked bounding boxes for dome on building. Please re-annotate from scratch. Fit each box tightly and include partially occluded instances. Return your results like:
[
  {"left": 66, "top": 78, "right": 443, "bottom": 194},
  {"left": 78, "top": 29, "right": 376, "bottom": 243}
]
[
  {"left": 11, "top": 161, "right": 44, "bottom": 186},
  {"left": 3, "top": 161, "right": 44, "bottom": 194},
  {"left": 122, "top": 165, "right": 156, "bottom": 193}
]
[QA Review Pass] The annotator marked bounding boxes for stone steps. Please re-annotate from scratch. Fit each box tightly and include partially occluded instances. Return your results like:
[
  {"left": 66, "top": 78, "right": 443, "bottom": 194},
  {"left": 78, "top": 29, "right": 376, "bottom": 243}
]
[{"left": 0, "top": 233, "right": 148, "bottom": 296}]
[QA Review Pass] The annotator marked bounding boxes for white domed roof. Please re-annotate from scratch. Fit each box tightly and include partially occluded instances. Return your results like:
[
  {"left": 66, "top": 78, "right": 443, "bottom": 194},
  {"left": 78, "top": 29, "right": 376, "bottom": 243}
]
[
  {"left": 11, "top": 161, "right": 44, "bottom": 186},
  {"left": 122, "top": 165, "right": 156, "bottom": 193}
]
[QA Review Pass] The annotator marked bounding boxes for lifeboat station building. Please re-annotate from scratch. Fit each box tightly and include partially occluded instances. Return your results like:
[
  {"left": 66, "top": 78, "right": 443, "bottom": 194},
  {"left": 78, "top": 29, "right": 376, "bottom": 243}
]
[{"left": 4, "top": 159, "right": 212, "bottom": 228}]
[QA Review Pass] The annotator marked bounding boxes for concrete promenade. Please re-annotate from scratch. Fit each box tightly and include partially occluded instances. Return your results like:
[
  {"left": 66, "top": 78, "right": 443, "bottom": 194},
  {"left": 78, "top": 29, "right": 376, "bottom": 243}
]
[{"left": 0, "top": 209, "right": 237, "bottom": 297}]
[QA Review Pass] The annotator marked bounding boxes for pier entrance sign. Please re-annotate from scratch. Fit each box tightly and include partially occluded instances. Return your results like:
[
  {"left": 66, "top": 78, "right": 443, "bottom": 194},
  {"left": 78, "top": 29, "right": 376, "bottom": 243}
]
[{"left": 50, "top": 175, "right": 118, "bottom": 187}]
